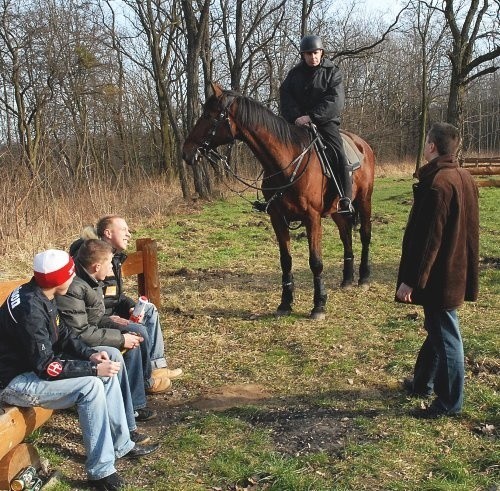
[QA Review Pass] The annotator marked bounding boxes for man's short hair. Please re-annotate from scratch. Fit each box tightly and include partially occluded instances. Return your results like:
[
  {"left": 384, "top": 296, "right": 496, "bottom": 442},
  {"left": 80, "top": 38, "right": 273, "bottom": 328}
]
[
  {"left": 427, "top": 122, "right": 460, "bottom": 156},
  {"left": 76, "top": 239, "right": 113, "bottom": 269},
  {"left": 96, "top": 215, "right": 121, "bottom": 239}
]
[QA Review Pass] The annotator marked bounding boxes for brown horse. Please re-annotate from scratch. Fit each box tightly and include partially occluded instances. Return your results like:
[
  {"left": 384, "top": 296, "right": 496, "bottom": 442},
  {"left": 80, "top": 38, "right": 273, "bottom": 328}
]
[{"left": 182, "top": 83, "right": 375, "bottom": 319}]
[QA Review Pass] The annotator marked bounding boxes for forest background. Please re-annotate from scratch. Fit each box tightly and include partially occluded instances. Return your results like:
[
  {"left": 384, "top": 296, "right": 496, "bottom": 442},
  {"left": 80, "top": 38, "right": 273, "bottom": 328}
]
[{"left": 0, "top": 0, "right": 499, "bottom": 264}]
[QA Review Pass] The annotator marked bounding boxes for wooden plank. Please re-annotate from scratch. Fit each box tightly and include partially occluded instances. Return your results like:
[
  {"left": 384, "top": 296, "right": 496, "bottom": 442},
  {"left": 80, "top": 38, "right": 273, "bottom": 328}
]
[
  {"left": 0, "top": 443, "right": 40, "bottom": 490},
  {"left": 0, "top": 406, "right": 52, "bottom": 461},
  {"left": 121, "top": 250, "right": 144, "bottom": 277}
]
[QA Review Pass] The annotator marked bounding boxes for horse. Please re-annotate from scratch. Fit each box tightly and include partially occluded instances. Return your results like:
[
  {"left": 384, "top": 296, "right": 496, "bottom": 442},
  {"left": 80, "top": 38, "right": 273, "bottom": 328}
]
[{"left": 182, "top": 82, "right": 375, "bottom": 320}]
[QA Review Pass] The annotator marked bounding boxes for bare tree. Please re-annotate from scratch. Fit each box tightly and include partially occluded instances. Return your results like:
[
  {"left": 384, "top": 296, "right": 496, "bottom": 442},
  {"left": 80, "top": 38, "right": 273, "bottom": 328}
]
[{"left": 441, "top": 0, "right": 500, "bottom": 134}]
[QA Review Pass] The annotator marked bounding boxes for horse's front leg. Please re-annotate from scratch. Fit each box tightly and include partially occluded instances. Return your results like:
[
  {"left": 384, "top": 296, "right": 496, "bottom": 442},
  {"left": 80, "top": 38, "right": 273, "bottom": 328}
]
[
  {"left": 270, "top": 213, "right": 294, "bottom": 315},
  {"left": 306, "top": 215, "right": 327, "bottom": 320},
  {"left": 332, "top": 213, "right": 355, "bottom": 287}
]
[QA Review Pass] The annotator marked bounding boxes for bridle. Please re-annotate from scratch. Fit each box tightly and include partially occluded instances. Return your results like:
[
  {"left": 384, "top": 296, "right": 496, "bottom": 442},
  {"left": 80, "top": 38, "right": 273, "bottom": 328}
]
[
  {"left": 196, "top": 93, "right": 320, "bottom": 196},
  {"left": 198, "top": 94, "right": 236, "bottom": 167}
]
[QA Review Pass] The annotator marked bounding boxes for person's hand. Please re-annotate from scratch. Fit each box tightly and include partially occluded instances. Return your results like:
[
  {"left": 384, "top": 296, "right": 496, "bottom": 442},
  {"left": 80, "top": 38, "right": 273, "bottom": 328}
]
[
  {"left": 396, "top": 282, "right": 413, "bottom": 303},
  {"left": 122, "top": 333, "right": 144, "bottom": 349},
  {"left": 109, "top": 315, "right": 130, "bottom": 326},
  {"left": 295, "top": 115, "right": 312, "bottom": 126},
  {"left": 90, "top": 351, "right": 110, "bottom": 364},
  {"left": 95, "top": 360, "right": 121, "bottom": 377}
]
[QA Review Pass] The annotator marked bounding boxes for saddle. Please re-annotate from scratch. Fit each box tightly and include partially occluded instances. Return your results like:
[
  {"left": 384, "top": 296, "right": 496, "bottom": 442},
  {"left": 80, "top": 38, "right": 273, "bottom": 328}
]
[{"left": 318, "top": 133, "right": 362, "bottom": 180}]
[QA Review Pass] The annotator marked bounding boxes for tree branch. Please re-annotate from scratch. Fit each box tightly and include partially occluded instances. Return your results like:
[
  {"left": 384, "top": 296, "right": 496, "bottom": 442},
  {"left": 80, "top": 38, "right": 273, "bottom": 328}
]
[{"left": 333, "top": 1, "right": 411, "bottom": 60}]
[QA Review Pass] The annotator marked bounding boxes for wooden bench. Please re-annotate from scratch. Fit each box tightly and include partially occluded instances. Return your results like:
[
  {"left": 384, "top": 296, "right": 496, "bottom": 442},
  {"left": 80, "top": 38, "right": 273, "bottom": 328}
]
[{"left": 0, "top": 238, "right": 160, "bottom": 489}]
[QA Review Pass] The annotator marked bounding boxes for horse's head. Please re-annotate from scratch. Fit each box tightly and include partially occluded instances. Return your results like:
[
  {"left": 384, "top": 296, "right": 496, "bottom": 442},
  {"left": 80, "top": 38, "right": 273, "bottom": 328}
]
[{"left": 182, "top": 82, "right": 237, "bottom": 166}]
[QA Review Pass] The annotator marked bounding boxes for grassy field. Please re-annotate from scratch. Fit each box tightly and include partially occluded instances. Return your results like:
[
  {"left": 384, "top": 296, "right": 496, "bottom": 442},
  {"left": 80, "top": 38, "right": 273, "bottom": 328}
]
[{"left": 39, "top": 177, "right": 498, "bottom": 490}]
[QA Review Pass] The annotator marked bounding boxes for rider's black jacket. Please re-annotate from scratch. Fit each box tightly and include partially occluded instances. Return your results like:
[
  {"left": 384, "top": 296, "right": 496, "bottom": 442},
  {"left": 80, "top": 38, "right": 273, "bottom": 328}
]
[
  {"left": 280, "top": 58, "right": 345, "bottom": 127},
  {"left": 0, "top": 279, "right": 98, "bottom": 388}
]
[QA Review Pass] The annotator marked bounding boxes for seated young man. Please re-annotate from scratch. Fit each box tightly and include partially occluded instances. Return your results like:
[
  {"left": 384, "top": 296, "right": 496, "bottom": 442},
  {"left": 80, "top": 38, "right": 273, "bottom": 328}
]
[
  {"left": 0, "top": 250, "right": 158, "bottom": 491},
  {"left": 57, "top": 239, "right": 157, "bottom": 422},
  {"left": 70, "top": 215, "right": 182, "bottom": 393}
]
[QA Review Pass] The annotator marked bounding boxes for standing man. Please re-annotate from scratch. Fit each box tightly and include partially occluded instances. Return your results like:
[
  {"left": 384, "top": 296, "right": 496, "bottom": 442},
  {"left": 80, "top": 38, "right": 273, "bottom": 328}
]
[
  {"left": 396, "top": 122, "right": 479, "bottom": 419},
  {"left": 280, "top": 34, "right": 353, "bottom": 214},
  {"left": 0, "top": 250, "right": 158, "bottom": 491},
  {"left": 70, "top": 216, "right": 182, "bottom": 393}
]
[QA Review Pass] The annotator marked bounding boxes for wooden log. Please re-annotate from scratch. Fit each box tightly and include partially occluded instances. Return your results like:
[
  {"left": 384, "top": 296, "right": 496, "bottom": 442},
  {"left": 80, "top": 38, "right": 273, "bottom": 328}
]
[
  {"left": 475, "top": 178, "right": 500, "bottom": 188},
  {"left": 0, "top": 443, "right": 40, "bottom": 490},
  {"left": 0, "top": 406, "right": 52, "bottom": 461},
  {"left": 464, "top": 166, "right": 500, "bottom": 176},
  {"left": 0, "top": 280, "right": 28, "bottom": 305},
  {"left": 462, "top": 157, "right": 500, "bottom": 166}
]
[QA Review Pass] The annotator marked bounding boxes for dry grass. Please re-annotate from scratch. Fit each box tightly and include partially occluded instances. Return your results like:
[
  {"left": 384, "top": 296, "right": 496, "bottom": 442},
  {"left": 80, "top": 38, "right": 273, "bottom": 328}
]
[{"left": 0, "top": 169, "right": 185, "bottom": 279}]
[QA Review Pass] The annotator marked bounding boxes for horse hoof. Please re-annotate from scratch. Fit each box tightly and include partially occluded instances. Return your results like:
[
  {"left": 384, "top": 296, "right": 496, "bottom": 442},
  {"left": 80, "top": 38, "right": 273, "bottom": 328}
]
[
  {"left": 358, "top": 281, "right": 370, "bottom": 291},
  {"left": 276, "top": 309, "right": 292, "bottom": 317},
  {"left": 340, "top": 280, "right": 354, "bottom": 289},
  {"left": 310, "top": 310, "right": 326, "bottom": 320}
]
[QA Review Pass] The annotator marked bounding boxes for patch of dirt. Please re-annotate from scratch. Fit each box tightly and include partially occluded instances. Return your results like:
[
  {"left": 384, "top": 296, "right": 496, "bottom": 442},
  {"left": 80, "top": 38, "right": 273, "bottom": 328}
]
[
  {"left": 168, "top": 267, "right": 242, "bottom": 280},
  {"left": 36, "top": 384, "right": 379, "bottom": 488},
  {"left": 246, "top": 405, "right": 370, "bottom": 457},
  {"left": 190, "top": 383, "right": 272, "bottom": 410}
]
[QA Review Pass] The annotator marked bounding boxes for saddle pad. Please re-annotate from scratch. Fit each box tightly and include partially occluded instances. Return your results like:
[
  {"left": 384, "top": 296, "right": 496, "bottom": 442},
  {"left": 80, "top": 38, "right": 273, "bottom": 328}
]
[{"left": 341, "top": 133, "right": 363, "bottom": 170}]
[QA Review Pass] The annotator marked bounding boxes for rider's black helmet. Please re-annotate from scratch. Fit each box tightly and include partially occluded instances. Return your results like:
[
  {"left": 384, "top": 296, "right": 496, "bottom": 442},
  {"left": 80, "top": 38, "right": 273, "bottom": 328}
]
[{"left": 299, "top": 35, "right": 324, "bottom": 53}]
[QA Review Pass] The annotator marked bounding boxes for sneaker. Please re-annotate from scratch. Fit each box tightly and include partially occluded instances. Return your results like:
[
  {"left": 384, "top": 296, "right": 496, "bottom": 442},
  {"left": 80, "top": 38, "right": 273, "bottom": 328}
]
[
  {"left": 146, "top": 376, "right": 172, "bottom": 394},
  {"left": 134, "top": 407, "right": 157, "bottom": 421},
  {"left": 130, "top": 430, "right": 151, "bottom": 445},
  {"left": 411, "top": 403, "right": 460, "bottom": 420},
  {"left": 403, "top": 377, "right": 433, "bottom": 398},
  {"left": 92, "top": 472, "right": 126, "bottom": 490},
  {"left": 123, "top": 442, "right": 160, "bottom": 459}
]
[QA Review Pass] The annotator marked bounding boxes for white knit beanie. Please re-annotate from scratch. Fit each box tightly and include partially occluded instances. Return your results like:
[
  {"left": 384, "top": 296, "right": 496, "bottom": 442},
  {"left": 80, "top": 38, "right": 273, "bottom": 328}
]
[{"left": 33, "top": 250, "right": 75, "bottom": 288}]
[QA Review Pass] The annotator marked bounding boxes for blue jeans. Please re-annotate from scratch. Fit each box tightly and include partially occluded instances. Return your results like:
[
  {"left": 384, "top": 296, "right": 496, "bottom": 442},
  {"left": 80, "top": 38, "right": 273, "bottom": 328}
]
[
  {"left": 140, "top": 302, "right": 167, "bottom": 369},
  {"left": 413, "top": 307, "right": 464, "bottom": 413},
  {"left": 0, "top": 371, "right": 134, "bottom": 480},
  {"left": 96, "top": 347, "right": 140, "bottom": 428},
  {"left": 114, "top": 299, "right": 167, "bottom": 371}
]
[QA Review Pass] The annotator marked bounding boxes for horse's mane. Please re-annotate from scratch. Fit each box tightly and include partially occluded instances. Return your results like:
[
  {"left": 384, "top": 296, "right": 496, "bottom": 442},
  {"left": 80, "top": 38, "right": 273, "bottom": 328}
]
[{"left": 225, "top": 90, "right": 310, "bottom": 148}]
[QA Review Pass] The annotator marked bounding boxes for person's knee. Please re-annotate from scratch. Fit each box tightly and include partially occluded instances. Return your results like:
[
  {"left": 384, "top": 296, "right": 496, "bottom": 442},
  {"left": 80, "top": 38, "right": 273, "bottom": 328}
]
[
  {"left": 78, "top": 377, "right": 105, "bottom": 402},
  {"left": 104, "top": 347, "right": 124, "bottom": 363}
]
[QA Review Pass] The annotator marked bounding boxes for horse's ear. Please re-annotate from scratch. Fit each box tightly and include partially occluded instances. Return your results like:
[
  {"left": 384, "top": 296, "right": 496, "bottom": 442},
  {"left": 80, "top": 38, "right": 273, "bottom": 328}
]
[{"left": 210, "top": 82, "right": 224, "bottom": 98}]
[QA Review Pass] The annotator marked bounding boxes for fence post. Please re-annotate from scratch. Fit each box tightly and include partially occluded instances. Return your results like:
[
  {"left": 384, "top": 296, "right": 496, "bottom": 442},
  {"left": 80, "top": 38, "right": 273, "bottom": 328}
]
[{"left": 136, "top": 238, "right": 161, "bottom": 308}]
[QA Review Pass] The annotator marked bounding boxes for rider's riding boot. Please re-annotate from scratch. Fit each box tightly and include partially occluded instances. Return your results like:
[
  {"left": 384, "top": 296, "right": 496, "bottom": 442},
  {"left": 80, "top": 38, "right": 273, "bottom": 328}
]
[{"left": 337, "top": 164, "right": 354, "bottom": 215}]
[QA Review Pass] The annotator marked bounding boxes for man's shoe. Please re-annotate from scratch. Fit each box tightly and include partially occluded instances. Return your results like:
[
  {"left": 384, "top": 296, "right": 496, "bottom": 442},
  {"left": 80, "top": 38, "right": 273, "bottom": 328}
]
[
  {"left": 134, "top": 407, "right": 157, "bottom": 421},
  {"left": 146, "top": 376, "right": 171, "bottom": 394},
  {"left": 403, "top": 377, "right": 433, "bottom": 398},
  {"left": 92, "top": 472, "right": 126, "bottom": 490},
  {"left": 123, "top": 442, "right": 160, "bottom": 459},
  {"left": 163, "top": 367, "right": 183, "bottom": 379},
  {"left": 130, "top": 430, "right": 151, "bottom": 445},
  {"left": 411, "top": 404, "right": 460, "bottom": 420}
]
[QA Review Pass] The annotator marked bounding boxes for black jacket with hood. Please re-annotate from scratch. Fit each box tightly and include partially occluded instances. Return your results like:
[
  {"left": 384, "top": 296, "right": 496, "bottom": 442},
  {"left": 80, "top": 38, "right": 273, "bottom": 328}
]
[{"left": 0, "top": 279, "right": 98, "bottom": 388}]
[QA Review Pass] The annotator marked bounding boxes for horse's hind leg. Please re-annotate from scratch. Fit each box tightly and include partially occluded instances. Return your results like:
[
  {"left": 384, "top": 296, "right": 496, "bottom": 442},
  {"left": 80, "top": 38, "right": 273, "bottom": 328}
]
[{"left": 270, "top": 213, "right": 294, "bottom": 315}]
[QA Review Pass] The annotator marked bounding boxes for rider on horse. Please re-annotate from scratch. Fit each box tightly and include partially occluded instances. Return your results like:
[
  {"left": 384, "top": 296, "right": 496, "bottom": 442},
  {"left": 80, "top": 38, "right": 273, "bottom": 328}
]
[{"left": 280, "top": 35, "right": 353, "bottom": 215}]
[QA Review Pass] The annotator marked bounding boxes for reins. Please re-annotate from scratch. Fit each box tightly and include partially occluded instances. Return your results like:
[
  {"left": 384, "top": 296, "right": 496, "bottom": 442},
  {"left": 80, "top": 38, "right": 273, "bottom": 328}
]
[{"left": 197, "top": 95, "right": 320, "bottom": 194}]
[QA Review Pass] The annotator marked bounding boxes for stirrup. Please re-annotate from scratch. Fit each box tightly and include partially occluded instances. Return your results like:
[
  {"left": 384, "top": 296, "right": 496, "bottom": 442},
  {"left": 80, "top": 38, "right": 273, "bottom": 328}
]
[{"left": 337, "top": 197, "right": 354, "bottom": 215}]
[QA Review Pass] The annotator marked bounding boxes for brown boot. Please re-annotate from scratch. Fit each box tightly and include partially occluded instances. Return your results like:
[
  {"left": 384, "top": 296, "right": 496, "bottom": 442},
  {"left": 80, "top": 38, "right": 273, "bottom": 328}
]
[
  {"left": 152, "top": 367, "right": 183, "bottom": 380},
  {"left": 146, "top": 375, "right": 171, "bottom": 394}
]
